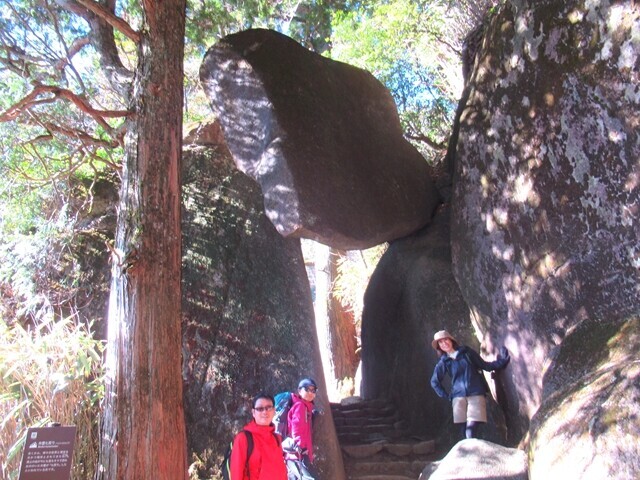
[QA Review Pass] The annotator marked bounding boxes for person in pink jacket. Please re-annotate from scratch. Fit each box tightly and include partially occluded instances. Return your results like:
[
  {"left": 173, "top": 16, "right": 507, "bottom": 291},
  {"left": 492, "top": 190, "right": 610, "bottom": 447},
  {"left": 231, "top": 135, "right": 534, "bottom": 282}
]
[
  {"left": 229, "top": 393, "right": 287, "bottom": 480},
  {"left": 286, "top": 378, "right": 318, "bottom": 478}
]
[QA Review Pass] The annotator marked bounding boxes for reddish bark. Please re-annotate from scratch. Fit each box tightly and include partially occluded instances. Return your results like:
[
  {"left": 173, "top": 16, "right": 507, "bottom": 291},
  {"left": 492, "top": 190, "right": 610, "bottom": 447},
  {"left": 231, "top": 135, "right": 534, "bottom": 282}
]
[
  {"left": 97, "top": 0, "right": 187, "bottom": 478},
  {"left": 328, "top": 250, "right": 359, "bottom": 384}
]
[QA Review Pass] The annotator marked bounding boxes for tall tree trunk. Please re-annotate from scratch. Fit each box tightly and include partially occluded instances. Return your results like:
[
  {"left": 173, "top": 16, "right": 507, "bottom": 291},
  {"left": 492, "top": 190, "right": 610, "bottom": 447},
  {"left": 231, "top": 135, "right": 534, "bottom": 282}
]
[
  {"left": 328, "top": 249, "right": 359, "bottom": 396},
  {"left": 314, "top": 243, "right": 335, "bottom": 398},
  {"left": 314, "top": 244, "right": 359, "bottom": 401},
  {"left": 97, "top": 0, "right": 187, "bottom": 478}
]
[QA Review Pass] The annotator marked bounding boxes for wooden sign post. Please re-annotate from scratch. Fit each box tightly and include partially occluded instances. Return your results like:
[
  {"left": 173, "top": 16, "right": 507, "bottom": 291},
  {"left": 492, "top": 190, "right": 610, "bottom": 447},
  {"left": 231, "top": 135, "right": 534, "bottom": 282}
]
[{"left": 18, "top": 425, "right": 76, "bottom": 480}]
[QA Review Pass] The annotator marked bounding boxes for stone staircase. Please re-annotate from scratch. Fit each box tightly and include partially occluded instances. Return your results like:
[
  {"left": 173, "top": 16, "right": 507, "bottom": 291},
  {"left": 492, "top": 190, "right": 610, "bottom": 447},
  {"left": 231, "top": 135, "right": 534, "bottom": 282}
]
[{"left": 331, "top": 398, "right": 441, "bottom": 480}]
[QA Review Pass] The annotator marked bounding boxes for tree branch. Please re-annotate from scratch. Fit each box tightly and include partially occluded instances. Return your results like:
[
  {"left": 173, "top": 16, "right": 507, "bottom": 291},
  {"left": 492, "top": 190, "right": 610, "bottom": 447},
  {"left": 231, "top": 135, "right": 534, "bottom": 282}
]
[
  {"left": 0, "top": 84, "right": 132, "bottom": 132},
  {"left": 42, "top": 122, "right": 122, "bottom": 148},
  {"left": 405, "top": 132, "right": 448, "bottom": 150},
  {"left": 54, "top": 0, "right": 135, "bottom": 98},
  {"left": 0, "top": 54, "right": 31, "bottom": 79},
  {"left": 53, "top": 32, "right": 91, "bottom": 73},
  {"left": 73, "top": 0, "right": 140, "bottom": 43}
]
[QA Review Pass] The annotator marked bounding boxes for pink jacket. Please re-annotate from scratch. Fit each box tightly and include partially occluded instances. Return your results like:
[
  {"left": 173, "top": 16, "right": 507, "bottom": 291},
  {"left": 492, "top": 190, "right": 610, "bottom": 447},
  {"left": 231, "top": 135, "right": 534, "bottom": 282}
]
[{"left": 287, "top": 393, "right": 315, "bottom": 462}]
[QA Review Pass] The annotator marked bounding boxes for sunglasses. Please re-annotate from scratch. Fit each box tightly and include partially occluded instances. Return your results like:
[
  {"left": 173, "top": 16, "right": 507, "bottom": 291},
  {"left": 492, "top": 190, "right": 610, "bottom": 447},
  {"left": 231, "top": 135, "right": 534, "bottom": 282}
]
[
  {"left": 253, "top": 405, "right": 274, "bottom": 412},
  {"left": 304, "top": 387, "right": 317, "bottom": 393}
]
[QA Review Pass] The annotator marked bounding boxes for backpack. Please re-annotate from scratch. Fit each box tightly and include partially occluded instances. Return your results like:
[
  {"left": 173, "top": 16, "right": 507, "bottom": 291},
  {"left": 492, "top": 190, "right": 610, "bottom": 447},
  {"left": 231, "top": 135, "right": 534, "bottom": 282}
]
[
  {"left": 273, "top": 391, "right": 294, "bottom": 437},
  {"left": 220, "top": 430, "right": 253, "bottom": 480}
]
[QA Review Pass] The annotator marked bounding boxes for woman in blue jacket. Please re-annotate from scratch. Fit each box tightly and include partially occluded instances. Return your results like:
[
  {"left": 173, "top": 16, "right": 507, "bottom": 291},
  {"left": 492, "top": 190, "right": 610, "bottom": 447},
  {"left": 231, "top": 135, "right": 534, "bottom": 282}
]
[{"left": 430, "top": 330, "right": 510, "bottom": 439}]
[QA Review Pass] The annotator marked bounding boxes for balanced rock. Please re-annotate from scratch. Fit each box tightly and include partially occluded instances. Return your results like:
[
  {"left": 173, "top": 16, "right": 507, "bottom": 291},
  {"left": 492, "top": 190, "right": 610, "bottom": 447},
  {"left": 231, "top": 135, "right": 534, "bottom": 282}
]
[{"left": 200, "top": 28, "right": 440, "bottom": 250}]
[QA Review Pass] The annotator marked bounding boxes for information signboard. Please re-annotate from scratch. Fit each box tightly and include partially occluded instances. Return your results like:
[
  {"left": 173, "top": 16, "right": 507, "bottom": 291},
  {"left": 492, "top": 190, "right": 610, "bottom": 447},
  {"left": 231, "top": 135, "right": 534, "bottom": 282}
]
[{"left": 18, "top": 426, "right": 76, "bottom": 480}]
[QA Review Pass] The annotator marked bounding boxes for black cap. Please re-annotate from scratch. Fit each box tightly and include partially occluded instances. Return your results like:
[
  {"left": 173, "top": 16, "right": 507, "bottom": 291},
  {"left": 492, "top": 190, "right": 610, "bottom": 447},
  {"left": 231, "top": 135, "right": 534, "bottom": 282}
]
[{"left": 298, "top": 378, "right": 317, "bottom": 389}]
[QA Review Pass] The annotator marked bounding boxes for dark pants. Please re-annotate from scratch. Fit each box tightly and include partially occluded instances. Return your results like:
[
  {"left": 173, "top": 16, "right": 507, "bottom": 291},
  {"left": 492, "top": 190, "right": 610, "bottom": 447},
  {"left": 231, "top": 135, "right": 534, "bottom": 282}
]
[{"left": 458, "top": 420, "right": 483, "bottom": 439}]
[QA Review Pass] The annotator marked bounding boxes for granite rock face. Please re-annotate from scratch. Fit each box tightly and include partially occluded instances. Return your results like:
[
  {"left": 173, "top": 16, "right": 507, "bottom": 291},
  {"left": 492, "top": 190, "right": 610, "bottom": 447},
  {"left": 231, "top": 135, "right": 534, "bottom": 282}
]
[
  {"left": 181, "top": 144, "right": 345, "bottom": 480},
  {"left": 529, "top": 314, "right": 640, "bottom": 480},
  {"left": 200, "top": 28, "right": 440, "bottom": 250},
  {"left": 450, "top": 0, "right": 640, "bottom": 475}
]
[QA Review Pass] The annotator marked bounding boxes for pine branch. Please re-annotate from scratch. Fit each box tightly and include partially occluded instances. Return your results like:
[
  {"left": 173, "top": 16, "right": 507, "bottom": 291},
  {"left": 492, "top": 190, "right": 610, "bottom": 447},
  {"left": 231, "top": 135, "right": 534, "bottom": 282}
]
[
  {"left": 59, "top": 0, "right": 141, "bottom": 43},
  {"left": 0, "top": 84, "right": 132, "bottom": 134},
  {"left": 42, "top": 122, "right": 122, "bottom": 149}
]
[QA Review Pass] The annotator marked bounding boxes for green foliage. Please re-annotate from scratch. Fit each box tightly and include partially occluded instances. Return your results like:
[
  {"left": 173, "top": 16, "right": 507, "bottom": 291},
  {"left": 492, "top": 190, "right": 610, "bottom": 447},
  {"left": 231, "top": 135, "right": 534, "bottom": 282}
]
[
  {"left": 0, "top": 0, "right": 127, "bottom": 190},
  {"left": 329, "top": 0, "right": 468, "bottom": 161},
  {"left": 183, "top": 0, "right": 351, "bottom": 130},
  {"left": 0, "top": 165, "right": 116, "bottom": 329},
  {"left": 0, "top": 0, "right": 87, "bottom": 86},
  {"left": 0, "top": 317, "right": 105, "bottom": 480},
  {"left": 185, "top": 0, "right": 341, "bottom": 53},
  {"left": 1, "top": 1, "right": 117, "bottom": 464}
]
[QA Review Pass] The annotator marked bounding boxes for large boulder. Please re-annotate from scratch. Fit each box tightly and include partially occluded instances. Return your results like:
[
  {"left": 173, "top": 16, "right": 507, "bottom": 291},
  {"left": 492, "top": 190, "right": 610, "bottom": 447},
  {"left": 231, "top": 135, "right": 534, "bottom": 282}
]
[
  {"left": 529, "top": 314, "right": 640, "bottom": 479},
  {"left": 420, "top": 438, "right": 528, "bottom": 480},
  {"left": 360, "top": 206, "right": 507, "bottom": 444},
  {"left": 181, "top": 143, "right": 345, "bottom": 480},
  {"left": 199, "top": 28, "right": 440, "bottom": 250},
  {"left": 450, "top": 0, "right": 640, "bottom": 470}
]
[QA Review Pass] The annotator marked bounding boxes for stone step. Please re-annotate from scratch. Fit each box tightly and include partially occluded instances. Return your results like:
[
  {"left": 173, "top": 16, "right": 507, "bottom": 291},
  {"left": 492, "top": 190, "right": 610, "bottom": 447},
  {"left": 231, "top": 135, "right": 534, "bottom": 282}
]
[
  {"left": 346, "top": 459, "right": 428, "bottom": 478},
  {"left": 336, "top": 423, "right": 403, "bottom": 435},
  {"left": 335, "top": 419, "right": 409, "bottom": 438},
  {"left": 332, "top": 399, "right": 439, "bottom": 480},
  {"left": 342, "top": 440, "right": 435, "bottom": 459},
  {"left": 333, "top": 414, "right": 399, "bottom": 427},
  {"left": 331, "top": 400, "right": 397, "bottom": 419},
  {"left": 333, "top": 412, "right": 398, "bottom": 424},
  {"left": 332, "top": 406, "right": 397, "bottom": 419},
  {"left": 337, "top": 429, "right": 408, "bottom": 445},
  {"left": 331, "top": 398, "right": 389, "bottom": 410},
  {"left": 336, "top": 425, "right": 410, "bottom": 445}
]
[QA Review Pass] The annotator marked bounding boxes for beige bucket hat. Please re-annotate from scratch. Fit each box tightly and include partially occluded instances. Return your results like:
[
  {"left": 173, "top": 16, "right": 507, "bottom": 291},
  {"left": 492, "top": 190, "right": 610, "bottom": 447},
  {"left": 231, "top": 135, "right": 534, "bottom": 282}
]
[{"left": 432, "top": 330, "right": 457, "bottom": 350}]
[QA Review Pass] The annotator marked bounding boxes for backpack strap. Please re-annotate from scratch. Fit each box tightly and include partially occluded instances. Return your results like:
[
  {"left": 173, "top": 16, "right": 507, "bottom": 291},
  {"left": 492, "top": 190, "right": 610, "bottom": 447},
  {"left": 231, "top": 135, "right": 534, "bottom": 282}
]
[{"left": 242, "top": 430, "right": 254, "bottom": 478}]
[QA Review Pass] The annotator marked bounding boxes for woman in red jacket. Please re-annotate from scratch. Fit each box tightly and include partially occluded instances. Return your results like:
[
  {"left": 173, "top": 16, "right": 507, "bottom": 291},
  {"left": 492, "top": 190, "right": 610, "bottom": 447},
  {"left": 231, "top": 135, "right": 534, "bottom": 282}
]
[{"left": 230, "top": 393, "right": 287, "bottom": 480}]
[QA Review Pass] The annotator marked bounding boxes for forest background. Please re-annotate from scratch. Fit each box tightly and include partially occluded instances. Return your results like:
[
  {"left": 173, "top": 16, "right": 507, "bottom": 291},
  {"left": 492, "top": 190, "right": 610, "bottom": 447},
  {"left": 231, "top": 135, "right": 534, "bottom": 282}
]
[{"left": 0, "top": 0, "right": 494, "bottom": 478}]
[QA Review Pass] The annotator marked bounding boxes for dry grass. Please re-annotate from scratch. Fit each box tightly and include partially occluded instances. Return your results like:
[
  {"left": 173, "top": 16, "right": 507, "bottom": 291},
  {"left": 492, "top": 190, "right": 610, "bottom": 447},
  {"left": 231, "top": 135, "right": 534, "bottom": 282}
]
[{"left": 0, "top": 317, "right": 104, "bottom": 480}]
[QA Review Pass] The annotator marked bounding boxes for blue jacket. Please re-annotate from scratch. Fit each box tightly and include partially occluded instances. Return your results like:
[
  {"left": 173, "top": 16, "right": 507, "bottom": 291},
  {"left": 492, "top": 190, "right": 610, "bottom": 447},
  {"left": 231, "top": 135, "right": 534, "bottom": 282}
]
[{"left": 430, "top": 346, "right": 509, "bottom": 400}]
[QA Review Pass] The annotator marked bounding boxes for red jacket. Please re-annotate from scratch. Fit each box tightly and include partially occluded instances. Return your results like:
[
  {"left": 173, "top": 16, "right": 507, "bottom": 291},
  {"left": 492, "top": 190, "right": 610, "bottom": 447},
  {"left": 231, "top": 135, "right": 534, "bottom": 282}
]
[
  {"left": 230, "top": 420, "right": 286, "bottom": 480},
  {"left": 287, "top": 393, "right": 315, "bottom": 462}
]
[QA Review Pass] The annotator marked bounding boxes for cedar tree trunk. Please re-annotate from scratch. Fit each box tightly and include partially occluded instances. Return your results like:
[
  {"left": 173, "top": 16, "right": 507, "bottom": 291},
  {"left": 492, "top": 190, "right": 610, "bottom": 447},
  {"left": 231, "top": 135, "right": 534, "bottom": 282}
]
[
  {"left": 97, "top": 0, "right": 187, "bottom": 478},
  {"left": 314, "top": 244, "right": 359, "bottom": 401}
]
